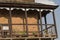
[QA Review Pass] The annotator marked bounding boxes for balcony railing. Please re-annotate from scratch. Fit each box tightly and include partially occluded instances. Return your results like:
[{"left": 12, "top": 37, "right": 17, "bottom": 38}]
[
  {"left": 11, "top": 24, "right": 56, "bottom": 38},
  {"left": 0, "top": 24, "right": 57, "bottom": 38}
]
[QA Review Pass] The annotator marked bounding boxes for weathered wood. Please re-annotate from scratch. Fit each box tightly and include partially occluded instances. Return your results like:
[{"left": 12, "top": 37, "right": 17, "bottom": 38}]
[
  {"left": 9, "top": 8, "right": 12, "bottom": 37},
  {"left": 0, "top": 0, "right": 35, "bottom": 3},
  {"left": 37, "top": 13, "right": 40, "bottom": 35},
  {"left": 0, "top": 3, "right": 58, "bottom": 9},
  {"left": 39, "top": 9, "right": 43, "bottom": 37},
  {"left": 25, "top": 8, "right": 28, "bottom": 36},
  {"left": 52, "top": 10, "right": 58, "bottom": 38},
  {"left": 44, "top": 15, "right": 48, "bottom": 33}
]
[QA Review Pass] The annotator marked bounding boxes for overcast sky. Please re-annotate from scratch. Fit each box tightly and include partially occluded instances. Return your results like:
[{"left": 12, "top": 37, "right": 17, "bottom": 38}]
[{"left": 35, "top": 0, "right": 57, "bottom": 5}]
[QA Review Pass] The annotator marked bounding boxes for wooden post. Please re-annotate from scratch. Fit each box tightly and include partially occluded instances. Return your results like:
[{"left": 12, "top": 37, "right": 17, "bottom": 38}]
[
  {"left": 52, "top": 10, "right": 58, "bottom": 38},
  {"left": 51, "top": 38, "right": 53, "bottom": 40},
  {"left": 44, "top": 15, "right": 47, "bottom": 30},
  {"left": 39, "top": 9, "right": 43, "bottom": 37},
  {"left": 23, "top": 17, "right": 25, "bottom": 31},
  {"left": 9, "top": 8, "right": 12, "bottom": 37},
  {"left": 44, "top": 15, "right": 48, "bottom": 33},
  {"left": 39, "top": 38, "right": 41, "bottom": 40},
  {"left": 25, "top": 8, "right": 28, "bottom": 36},
  {"left": 37, "top": 13, "right": 40, "bottom": 36}
]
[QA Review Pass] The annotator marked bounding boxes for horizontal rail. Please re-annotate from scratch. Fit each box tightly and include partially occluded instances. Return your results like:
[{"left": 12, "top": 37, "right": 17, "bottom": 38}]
[
  {"left": 0, "top": 37, "right": 56, "bottom": 39},
  {"left": 40, "top": 25, "right": 54, "bottom": 32},
  {"left": 0, "top": 24, "right": 54, "bottom": 25}
]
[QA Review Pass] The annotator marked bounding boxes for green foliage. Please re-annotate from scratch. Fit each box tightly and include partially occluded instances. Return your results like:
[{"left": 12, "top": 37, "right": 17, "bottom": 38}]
[
  {"left": 19, "top": 31, "right": 26, "bottom": 35},
  {"left": 32, "top": 32, "right": 36, "bottom": 35}
]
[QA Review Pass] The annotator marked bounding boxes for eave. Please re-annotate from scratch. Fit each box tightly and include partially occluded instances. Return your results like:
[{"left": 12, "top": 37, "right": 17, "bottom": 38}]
[{"left": 0, "top": 3, "right": 58, "bottom": 9}]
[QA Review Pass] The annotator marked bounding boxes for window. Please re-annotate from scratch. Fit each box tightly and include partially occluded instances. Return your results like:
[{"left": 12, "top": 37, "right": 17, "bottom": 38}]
[{"left": 2, "top": 26, "right": 9, "bottom": 30}]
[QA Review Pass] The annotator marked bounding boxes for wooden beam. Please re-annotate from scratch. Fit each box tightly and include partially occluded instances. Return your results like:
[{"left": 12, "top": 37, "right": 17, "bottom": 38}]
[
  {"left": 39, "top": 9, "right": 43, "bottom": 37},
  {"left": 40, "top": 25, "right": 54, "bottom": 32},
  {"left": 9, "top": 8, "right": 12, "bottom": 37},
  {"left": 0, "top": 24, "right": 54, "bottom": 25},
  {"left": 44, "top": 15, "right": 48, "bottom": 33},
  {"left": 23, "top": 16, "right": 26, "bottom": 31},
  {"left": 0, "top": 3, "right": 58, "bottom": 9},
  {"left": 52, "top": 10, "right": 58, "bottom": 38},
  {"left": 25, "top": 8, "right": 28, "bottom": 36},
  {"left": 37, "top": 13, "right": 40, "bottom": 35}
]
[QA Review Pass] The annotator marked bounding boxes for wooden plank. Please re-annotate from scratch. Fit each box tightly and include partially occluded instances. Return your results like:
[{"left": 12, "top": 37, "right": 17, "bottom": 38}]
[
  {"left": 0, "top": 24, "right": 54, "bottom": 25},
  {"left": 0, "top": 3, "right": 58, "bottom": 9}
]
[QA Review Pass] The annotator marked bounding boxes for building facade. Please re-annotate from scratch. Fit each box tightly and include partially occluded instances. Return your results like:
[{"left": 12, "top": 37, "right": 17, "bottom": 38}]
[{"left": 0, "top": 0, "right": 58, "bottom": 40}]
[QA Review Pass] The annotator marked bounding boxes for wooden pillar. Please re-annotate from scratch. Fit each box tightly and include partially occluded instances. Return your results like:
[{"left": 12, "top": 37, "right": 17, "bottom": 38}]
[
  {"left": 39, "top": 9, "right": 43, "bottom": 37},
  {"left": 39, "top": 38, "right": 41, "bottom": 40},
  {"left": 52, "top": 10, "right": 58, "bottom": 38},
  {"left": 25, "top": 8, "right": 28, "bottom": 36},
  {"left": 23, "top": 17, "right": 25, "bottom": 31},
  {"left": 9, "top": 8, "right": 12, "bottom": 37},
  {"left": 44, "top": 15, "right": 48, "bottom": 33},
  {"left": 51, "top": 38, "right": 54, "bottom": 40},
  {"left": 37, "top": 13, "right": 40, "bottom": 36}
]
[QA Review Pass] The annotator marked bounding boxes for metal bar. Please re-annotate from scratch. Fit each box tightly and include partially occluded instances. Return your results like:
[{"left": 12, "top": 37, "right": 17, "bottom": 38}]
[
  {"left": 52, "top": 10, "right": 58, "bottom": 38},
  {"left": 39, "top": 9, "right": 43, "bottom": 37},
  {"left": 9, "top": 8, "right": 12, "bottom": 37},
  {"left": 25, "top": 8, "right": 28, "bottom": 36}
]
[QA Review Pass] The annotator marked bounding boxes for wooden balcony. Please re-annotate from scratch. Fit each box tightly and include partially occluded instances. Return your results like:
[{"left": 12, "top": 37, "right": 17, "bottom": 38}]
[{"left": 0, "top": 8, "right": 57, "bottom": 40}]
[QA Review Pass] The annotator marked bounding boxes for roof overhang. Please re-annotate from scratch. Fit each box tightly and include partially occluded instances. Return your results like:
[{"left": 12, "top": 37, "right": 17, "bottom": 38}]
[{"left": 0, "top": 3, "right": 58, "bottom": 9}]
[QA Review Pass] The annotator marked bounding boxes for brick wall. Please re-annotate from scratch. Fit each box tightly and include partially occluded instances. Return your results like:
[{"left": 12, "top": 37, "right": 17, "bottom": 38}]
[
  {"left": 0, "top": 9, "right": 38, "bottom": 32},
  {"left": 12, "top": 12, "right": 38, "bottom": 32}
]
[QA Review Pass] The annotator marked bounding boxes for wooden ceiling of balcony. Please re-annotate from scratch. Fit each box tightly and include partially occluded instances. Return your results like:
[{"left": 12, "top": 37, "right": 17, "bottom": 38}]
[{"left": 0, "top": 9, "right": 50, "bottom": 17}]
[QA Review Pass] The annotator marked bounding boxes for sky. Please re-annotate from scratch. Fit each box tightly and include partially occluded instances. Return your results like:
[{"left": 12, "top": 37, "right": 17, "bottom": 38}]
[
  {"left": 36, "top": 0, "right": 60, "bottom": 40},
  {"left": 52, "top": 0, "right": 60, "bottom": 40},
  {"left": 54, "top": 0, "right": 60, "bottom": 40}
]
